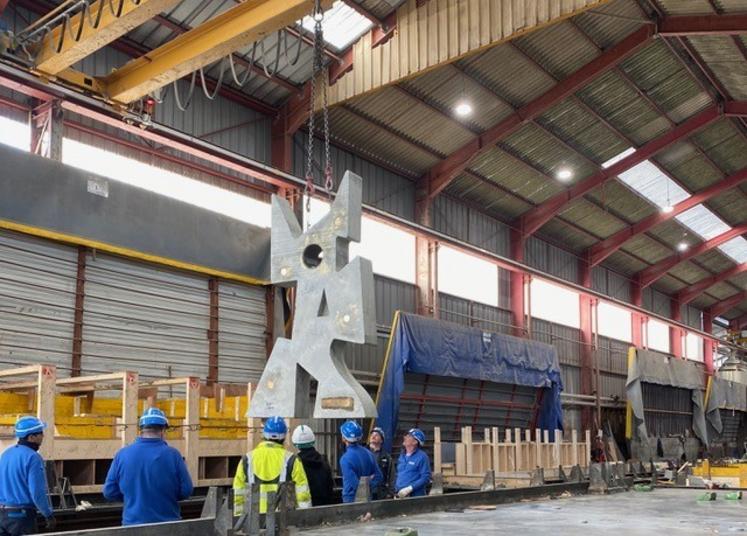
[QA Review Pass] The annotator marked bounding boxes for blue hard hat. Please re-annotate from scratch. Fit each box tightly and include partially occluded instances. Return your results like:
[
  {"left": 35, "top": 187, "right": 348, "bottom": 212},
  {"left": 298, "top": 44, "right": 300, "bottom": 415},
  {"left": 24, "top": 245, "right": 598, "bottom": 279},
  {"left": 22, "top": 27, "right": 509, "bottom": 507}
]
[
  {"left": 262, "top": 416, "right": 288, "bottom": 440},
  {"left": 340, "top": 420, "right": 363, "bottom": 442},
  {"left": 15, "top": 416, "right": 47, "bottom": 439},
  {"left": 139, "top": 407, "right": 169, "bottom": 428},
  {"left": 371, "top": 426, "right": 385, "bottom": 441},
  {"left": 406, "top": 428, "right": 426, "bottom": 446}
]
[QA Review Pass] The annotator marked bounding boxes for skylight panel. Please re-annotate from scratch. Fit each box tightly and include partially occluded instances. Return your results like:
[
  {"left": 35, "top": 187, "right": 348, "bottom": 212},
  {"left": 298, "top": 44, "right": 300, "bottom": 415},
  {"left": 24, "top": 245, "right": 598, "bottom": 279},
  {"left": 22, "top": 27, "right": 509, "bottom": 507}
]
[
  {"left": 718, "top": 237, "right": 747, "bottom": 264},
  {"left": 616, "top": 160, "right": 690, "bottom": 209},
  {"left": 301, "top": 1, "right": 373, "bottom": 51},
  {"left": 675, "top": 205, "right": 730, "bottom": 241}
]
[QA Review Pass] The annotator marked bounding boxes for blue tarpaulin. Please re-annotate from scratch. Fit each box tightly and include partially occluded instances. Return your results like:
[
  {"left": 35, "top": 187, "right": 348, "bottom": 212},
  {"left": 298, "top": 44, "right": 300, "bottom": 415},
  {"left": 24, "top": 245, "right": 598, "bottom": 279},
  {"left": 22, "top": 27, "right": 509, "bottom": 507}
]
[{"left": 375, "top": 312, "right": 564, "bottom": 453}]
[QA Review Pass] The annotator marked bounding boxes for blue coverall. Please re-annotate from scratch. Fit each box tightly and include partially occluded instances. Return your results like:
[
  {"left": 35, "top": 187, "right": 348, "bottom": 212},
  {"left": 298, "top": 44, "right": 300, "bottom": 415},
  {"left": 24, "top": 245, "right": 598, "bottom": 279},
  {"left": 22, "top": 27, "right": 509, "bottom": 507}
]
[
  {"left": 103, "top": 437, "right": 193, "bottom": 526},
  {"left": 339, "top": 443, "right": 383, "bottom": 503},
  {"left": 395, "top": 448, "right": 431, "bottom": 497},
  {"left": 0, "top": 443, "right": 53, "bottom": 535}
]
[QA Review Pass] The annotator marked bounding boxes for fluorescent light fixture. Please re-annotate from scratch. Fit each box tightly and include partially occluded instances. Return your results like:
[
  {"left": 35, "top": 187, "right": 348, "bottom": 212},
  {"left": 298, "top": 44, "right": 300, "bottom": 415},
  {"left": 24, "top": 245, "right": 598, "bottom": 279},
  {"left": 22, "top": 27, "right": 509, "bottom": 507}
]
[
  {"left": 602, "top": 147, "right": 636, "bottom": 169},
  {"left": 556, "top": 168, "right": 573, "bottom": 182},
  {"left": 661, "top": 205, "right": 674, "bottom": 214},
  {"left": 454, "top": 101, "right": 473, "bottom": 117},
  {"left": 677, "top": 241, "right": 689, "bottom": 252}
]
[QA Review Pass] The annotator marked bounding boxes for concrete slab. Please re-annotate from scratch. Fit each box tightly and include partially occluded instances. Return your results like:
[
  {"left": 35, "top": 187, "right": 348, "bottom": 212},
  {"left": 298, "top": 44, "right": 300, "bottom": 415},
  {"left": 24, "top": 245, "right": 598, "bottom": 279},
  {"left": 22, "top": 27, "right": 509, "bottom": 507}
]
[{"left": 299, "top": 489, "right": 747, "bottom": 535}]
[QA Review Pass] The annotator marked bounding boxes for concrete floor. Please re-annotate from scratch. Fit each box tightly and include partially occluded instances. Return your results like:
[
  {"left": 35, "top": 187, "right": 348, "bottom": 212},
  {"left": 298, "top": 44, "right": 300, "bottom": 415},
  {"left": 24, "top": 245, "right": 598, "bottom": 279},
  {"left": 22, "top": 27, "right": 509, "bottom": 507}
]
[{"left": 300, "top": 489, "right": 747, "bottom": 535}]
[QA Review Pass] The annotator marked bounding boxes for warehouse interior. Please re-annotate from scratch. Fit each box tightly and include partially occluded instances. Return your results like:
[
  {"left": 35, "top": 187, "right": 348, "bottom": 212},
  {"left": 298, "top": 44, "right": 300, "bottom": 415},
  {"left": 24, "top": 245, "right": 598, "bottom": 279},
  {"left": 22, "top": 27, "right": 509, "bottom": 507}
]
[{"left": 1, "top": 0, "right": 747, "bottom": 533}]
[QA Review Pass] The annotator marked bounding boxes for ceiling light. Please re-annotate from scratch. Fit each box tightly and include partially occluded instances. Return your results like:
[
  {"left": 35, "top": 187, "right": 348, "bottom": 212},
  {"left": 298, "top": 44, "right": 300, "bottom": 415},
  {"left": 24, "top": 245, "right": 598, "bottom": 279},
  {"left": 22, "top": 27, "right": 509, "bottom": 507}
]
[
  {"left": 557, "top": 168, "right": 573, "bottom": 182},
  {"left": 661, "top": 204, "right": 674, "bottom": 214},
  {"left": 677, "top": 241, "right": 689, "bottom": 252},
  {"left": 454, "top": 101, "right": 473, "bottom": 117}
]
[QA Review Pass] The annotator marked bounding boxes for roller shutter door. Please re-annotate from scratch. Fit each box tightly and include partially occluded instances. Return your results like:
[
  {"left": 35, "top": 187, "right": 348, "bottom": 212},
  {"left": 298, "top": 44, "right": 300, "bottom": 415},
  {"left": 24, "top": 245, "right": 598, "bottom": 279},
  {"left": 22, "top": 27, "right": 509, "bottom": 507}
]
[
  {"left": 81, "top": 253, "right": 211, "bottom": 379},
  {"left": 0, "top": 230, "right": 77, "bottom": 375},
  {"left": 218, "top": 281, "right": 267, "bottom": 384}
]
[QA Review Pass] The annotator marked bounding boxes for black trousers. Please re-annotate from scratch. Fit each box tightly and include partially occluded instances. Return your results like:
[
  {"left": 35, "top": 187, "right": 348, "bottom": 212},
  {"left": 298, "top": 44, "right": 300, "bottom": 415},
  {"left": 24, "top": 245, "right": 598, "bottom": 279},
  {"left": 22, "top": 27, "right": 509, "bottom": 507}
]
[{"left": 0, "top": 510, "right": 38, "bottom": 536}]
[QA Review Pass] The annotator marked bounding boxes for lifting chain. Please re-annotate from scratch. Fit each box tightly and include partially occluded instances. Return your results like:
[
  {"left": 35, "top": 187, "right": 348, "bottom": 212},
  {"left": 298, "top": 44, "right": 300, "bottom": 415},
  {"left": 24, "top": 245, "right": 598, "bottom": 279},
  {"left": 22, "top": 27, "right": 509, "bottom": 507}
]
[{"left": 304, "top": 0, "right": 333, "bottom": 226}]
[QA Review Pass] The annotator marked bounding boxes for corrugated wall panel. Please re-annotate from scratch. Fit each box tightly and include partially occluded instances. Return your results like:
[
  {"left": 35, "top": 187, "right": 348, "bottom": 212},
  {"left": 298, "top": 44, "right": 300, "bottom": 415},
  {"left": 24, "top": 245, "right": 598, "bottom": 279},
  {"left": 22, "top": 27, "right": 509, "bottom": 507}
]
[
  {"left": 0, "top": 230, "right": 77, "bottom": 375},
  {"left": 437, "top": 292, "right": 513, "bottom": 335},
  {"left": 81, "top": 254, "right": 210, "bottom": 379},
  {"left": 561, "top": 365, "right": 581, "bottom": 395},
  {"left": 375, "top": 276, "right": 417, "bottom": 327},
  {"left": 596, "top": 336, "right": 629, "bottom": 376},
  {"left": 293, "top": 133, "right": 415, "bottom": 220},
  {"left": 525, "top": 237, "right": 579, "bottom": 283},
  {"left": 217, "top": 282, "right": 267, "bottom": 384},
  {"left": 432, "top": 196, "right": 469, "bottom": 242},
  {"left": 468, "top": 209, "right": 510, "bottom": 256},
  {"left": 531, "top": 319, "right": 582, "bottom": 367}
]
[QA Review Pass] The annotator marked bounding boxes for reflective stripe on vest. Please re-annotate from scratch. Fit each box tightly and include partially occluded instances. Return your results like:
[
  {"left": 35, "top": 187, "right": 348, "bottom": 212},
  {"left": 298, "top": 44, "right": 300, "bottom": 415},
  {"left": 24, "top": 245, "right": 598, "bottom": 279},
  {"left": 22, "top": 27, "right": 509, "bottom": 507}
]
[{"left": 242, "top": 451, "right": 297, "bottom": 486}]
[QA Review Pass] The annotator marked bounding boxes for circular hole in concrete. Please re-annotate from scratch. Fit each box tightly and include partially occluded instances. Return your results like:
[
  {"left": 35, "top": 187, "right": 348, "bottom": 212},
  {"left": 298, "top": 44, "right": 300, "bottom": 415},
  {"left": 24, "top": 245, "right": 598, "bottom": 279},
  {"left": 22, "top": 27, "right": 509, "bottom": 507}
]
[{"left": 302, "top": 244, "right": 324, "bottom": 268}]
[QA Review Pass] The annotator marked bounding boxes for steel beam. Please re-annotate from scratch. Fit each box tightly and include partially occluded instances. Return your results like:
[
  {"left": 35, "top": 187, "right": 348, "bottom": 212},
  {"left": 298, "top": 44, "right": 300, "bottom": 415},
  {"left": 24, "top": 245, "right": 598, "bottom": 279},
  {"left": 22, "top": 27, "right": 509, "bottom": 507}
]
[
  {"left": 103, "top": 0, "right": 329, "bottom": 103},
  {"left": 32, "top": 0, "right": 181, "bottom": 75},
  {"left": 707, "top": 291, "right": 747, "bottom": 319},
  {"left": 0, "top": 61, "right": 729, "bottom": 351},
  {"left": 676, "top": 263, "right": 747, "bottom": 305},
  {"left": 659, "top": 14, "right": 747, "bottom": 36},
  {"left": 520, "top": 104, "right": 722, "bottom": 236},
  {"left": 638, "top": 224, "right": 747, "bottom": 289},
  {"left": 588, "top": 168, "right": 747, "bottom": 266},
  {"left": 418, "top": 25, "right": 654, "bottom": 200}
]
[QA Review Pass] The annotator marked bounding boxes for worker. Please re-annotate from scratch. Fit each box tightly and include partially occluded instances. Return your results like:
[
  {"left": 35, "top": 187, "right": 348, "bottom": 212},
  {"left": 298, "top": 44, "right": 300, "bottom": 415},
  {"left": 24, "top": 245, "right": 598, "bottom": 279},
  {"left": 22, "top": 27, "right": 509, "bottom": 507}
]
[
  {"left": 0, "top": 416, "right": 54, "bottom": 535},
  {"left": 394, "top": 428, "right": 431, "bottom": 498},
  {"left": 368, "top": 426, "right": 395, "bottom": 500},
  {"left": 103, "top": 407, "right": 193, "bottom": 526},
  {"left": 291, "top": 425, "right": 334, "bottom": 506},
  {"left": 339, "top": 420, "right": 382, "bottom": 503},
  {"left": 233, "top": 417, "right": 312, "bottom": 514}
]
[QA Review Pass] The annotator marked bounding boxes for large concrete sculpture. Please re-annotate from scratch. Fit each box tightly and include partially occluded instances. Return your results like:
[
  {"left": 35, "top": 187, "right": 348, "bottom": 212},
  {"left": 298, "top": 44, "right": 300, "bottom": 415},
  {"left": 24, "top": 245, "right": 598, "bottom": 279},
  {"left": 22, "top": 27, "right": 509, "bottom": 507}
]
[{"left": 249, "top": 172, "right": 377, "bottom": 418}]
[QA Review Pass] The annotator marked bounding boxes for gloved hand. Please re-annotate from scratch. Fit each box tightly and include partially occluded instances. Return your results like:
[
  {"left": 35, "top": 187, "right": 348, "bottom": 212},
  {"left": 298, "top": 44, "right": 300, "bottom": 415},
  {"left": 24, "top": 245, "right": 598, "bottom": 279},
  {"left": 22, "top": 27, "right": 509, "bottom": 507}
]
[
  {"left": 45, "top": 516, "right": 57, "bottom": 531},
  {"left": 397, "top": 486, "right": 413, "bottom": 498}
]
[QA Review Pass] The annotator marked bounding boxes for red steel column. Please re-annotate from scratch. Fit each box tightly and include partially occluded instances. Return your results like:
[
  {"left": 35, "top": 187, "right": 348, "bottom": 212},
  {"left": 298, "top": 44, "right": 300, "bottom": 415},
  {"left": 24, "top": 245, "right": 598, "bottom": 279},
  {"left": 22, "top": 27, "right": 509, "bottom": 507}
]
[
  {"left": 670, "top": 299, "right": 683, "bottom": 358},
  {"left": 579, "top": 295, "right": 597, "bottom": 430},
  {"left": 510, "top": 229, "right": 528, "bottom": 337},
  {"left": 631, "top": 312, "right": 646, "bottom": 349},
  {"left": 703, "top": 310, "right": 715, "bottom": 375}
]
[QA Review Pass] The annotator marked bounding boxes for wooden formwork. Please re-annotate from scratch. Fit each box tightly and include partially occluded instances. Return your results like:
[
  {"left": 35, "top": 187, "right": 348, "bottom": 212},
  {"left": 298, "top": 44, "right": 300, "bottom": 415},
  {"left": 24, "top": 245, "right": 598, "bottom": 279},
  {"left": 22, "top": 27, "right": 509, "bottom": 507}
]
[
  {"left": 435, "top": 426, "right": 591, "bottom": 477},
  {"left": 0, "top": 364, "right": 260, "bottom": 493}
]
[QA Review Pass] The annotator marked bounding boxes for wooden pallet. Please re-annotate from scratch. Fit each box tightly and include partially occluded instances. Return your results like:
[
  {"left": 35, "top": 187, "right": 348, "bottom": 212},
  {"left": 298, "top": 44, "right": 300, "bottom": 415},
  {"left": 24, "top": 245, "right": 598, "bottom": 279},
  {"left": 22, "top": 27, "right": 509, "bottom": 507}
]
[{"left": 434, "top": 426, "right": 591, "bottom": 476}]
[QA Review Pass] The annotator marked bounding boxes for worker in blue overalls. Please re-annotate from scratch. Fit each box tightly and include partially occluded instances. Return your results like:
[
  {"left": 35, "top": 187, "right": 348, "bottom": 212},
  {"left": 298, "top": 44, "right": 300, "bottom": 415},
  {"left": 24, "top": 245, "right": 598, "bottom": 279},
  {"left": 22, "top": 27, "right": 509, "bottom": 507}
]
[
  {"left": 0, "top": 416, "right": 55, "bottom": 535},
  {"left": 339, "top": 421, "right": 382, "bottom": 503},
  {"left": 103, "top": 408, "right": 193, "bottom": 526},
  {"left": 395, "top": 428, "right": 431, "bottom": 498}
]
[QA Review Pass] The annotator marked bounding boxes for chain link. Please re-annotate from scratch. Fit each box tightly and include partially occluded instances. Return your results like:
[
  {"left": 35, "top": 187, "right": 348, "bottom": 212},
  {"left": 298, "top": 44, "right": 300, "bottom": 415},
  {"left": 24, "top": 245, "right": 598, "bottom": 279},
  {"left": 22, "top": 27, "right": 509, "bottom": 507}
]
[{"left": 303, "top": 0, "right": 334, "bottom": 225}]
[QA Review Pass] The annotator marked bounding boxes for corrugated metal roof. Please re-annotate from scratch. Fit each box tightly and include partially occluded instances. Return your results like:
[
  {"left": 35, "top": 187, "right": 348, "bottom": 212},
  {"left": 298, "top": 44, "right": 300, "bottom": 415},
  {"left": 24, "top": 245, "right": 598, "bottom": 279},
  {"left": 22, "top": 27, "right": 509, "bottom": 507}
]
[
  {"left": 537, "top": 99, "right": 630, "bottom": 166},
  {"left": 688, "top": 36, "right": 747, "bottom": 100},
  {"left": 328, "top": 106, "right": 439, "bottom": 173},
  {"left": 513, "top": 21, "right": 599, "bottom": 80},
  {"left": 401, "top": 66, "right": 515, "bottom": 133},
  {"left": 346, "top": 86, "right": 474, "bottom": 159},
  {"left": 573, "top": 0, "right": 646, "bottom": 49},
  {"left": 656, "top": 0, "right": 719, "bottom": 15},
  {"left": 458, "top": 44, "right": 556, "bottom": 107},
  {"left": 577, "top": 68, "right": 671, "bottom": 145}
]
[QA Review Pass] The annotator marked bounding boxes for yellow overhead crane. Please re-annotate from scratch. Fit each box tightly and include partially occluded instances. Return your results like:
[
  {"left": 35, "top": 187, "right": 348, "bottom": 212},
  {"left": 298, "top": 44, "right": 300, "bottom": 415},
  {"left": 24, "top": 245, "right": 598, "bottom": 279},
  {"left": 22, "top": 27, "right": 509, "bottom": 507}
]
[{"left": 27, "top": 0, "right": 331, "bottom": 105}]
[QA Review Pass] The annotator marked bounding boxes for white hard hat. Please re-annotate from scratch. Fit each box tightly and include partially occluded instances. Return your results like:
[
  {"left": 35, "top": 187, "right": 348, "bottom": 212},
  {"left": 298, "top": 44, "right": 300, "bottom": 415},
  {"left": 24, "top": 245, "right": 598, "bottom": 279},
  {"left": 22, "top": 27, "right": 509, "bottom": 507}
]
[{"left": 292, "top": 425, "right": 315, "bottom": 448}]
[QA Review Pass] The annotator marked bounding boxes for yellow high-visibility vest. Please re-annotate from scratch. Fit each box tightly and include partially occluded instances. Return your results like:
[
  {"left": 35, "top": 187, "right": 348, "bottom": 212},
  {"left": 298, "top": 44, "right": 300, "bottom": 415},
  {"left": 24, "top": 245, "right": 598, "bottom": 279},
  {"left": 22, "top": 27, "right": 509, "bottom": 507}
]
[{"left": 233, "top": 441, "right": 312, "bottom": 514}]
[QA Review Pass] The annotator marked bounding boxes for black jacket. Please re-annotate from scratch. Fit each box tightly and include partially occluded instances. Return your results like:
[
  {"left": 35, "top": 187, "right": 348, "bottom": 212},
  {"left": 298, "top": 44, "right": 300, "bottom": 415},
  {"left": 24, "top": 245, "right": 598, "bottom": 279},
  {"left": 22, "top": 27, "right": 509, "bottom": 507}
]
[
  {"left": 371, "top": 448, "right": 395, "bottom": 500},
  {"left": 297, "top": 447, "right": 335, "bottom": 506}
]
